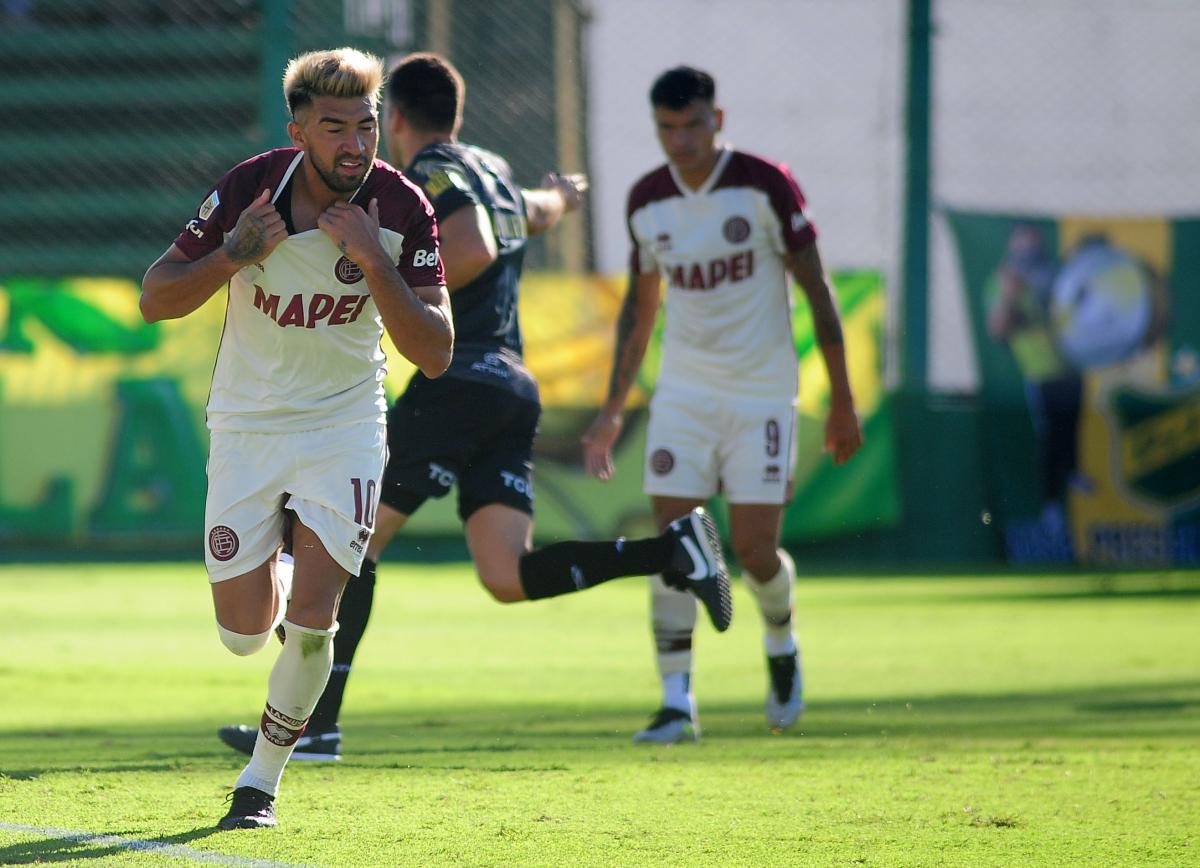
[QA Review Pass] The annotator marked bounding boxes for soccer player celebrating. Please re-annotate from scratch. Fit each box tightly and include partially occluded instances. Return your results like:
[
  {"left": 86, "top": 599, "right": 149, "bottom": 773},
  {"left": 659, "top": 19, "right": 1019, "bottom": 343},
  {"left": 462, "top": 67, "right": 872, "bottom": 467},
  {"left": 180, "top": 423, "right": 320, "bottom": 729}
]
[
  {"left": 141, "top": 48, "right": 453, "bottom": 829},
  {"left": 582, "top": 66, "right": 864, "bottom": 743},
  {"left": 215, "top": 52, "right": 732, "bottom": 762}
]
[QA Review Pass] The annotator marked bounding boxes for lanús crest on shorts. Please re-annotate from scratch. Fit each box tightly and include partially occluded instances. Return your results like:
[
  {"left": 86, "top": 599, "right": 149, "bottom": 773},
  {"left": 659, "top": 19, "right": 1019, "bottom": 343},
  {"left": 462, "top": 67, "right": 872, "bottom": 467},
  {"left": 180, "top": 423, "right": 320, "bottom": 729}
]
[
  {"left": 208, "top": 525, "right": 239, "bottom": 561},
  {"left": 334, "top": 256, "right": 364, "bottom": 285},
  {"left": 650, "top": 448, "right": 675, "bottom": 476}
]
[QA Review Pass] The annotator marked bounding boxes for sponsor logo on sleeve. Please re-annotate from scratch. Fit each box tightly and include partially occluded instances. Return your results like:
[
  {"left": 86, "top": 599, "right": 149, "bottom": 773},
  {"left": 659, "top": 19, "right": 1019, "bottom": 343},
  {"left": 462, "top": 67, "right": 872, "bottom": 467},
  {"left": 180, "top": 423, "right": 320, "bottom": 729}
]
[
  {"left": 791, "top": 210, "right": 810, "bottom": 233},
  {"left": 198, "top": 189, "right": 220, "bottom": 220},
  {"left": 424, "top": 169, "right": 469, "bottom": 198},
  {"left": 186, "top": 219, "right": 204, "bottom": 239},
  {"left": 412, "top": 249, "right": 437, "bottom": 268}
]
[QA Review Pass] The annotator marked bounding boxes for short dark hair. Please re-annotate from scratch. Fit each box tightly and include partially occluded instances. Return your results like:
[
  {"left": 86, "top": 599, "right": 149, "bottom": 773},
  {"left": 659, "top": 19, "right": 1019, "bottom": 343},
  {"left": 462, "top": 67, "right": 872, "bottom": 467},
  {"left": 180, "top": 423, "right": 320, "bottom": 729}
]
[
  {"left": 386, "top": 52, "right": 464, "bottom": 133},
  {"left": 650, "top": 66, "right": 716, "bottom": 110}
]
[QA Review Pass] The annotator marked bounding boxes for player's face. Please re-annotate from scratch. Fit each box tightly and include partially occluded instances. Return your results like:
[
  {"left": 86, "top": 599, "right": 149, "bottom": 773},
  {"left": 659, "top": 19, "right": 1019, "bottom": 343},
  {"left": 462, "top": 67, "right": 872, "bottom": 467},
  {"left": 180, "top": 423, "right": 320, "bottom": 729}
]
[
  {"left": 290, "top": 95, "right": 379, "bottom": 194},
  {"left": 654, "top": 100, "right": 722, "bottom": 176}
]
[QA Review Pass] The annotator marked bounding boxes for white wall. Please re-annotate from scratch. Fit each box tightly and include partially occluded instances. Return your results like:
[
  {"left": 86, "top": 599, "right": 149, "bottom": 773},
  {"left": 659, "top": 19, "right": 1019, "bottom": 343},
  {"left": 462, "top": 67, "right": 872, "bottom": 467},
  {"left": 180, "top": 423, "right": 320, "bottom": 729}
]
[
  {"left": 586, "top": 0, "right": 906, "bottom": 353},
  {"left": 586, "top": 0, "right": 1200, "bottom": 392}
]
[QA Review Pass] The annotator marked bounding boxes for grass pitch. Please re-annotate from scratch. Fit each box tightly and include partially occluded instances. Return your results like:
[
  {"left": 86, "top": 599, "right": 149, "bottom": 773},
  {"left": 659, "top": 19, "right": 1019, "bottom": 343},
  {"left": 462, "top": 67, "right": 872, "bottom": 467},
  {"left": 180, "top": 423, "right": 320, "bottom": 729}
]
[{"left": 0, "top": 562, "right": 1197, "bottom": 866}]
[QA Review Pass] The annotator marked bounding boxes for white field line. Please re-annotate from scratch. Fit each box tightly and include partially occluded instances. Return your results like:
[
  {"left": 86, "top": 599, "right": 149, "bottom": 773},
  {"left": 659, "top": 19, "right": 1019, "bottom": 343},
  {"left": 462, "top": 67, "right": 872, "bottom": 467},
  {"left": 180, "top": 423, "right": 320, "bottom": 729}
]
[{"left": 0, "top": 822, "right": 312, "bottom": 867}]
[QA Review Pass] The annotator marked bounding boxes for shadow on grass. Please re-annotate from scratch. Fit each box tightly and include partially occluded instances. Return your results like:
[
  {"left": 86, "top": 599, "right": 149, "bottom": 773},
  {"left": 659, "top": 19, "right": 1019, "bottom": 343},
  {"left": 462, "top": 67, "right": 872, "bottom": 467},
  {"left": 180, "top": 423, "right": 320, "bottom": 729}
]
[
  {"left": 0, "top": 826, "right": 223, "bottom": 865},
  {"left": 4, "top": 679, "right": 1198, "bottom": 779}
]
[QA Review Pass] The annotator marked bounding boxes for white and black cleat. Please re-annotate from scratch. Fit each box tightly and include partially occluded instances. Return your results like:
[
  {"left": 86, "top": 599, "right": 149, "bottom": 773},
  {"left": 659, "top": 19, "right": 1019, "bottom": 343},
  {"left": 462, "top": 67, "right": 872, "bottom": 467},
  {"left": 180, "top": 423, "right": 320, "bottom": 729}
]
[
  {"left": 218, "top": 786, "right": 276, "bottom": 830},
  {"left": 664, "top": 507, "right": 733, "bottom": 632},
  {"left": 632, "top": 706, "right": 699, "bottom": 744},
  {"left": 765, "top": 652, "right": 804, "bottom": 730}
]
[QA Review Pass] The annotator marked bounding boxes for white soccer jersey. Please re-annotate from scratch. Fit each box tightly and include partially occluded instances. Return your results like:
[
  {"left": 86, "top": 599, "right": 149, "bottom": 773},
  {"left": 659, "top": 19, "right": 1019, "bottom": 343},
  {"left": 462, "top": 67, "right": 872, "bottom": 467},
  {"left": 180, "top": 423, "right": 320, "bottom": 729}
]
[
  {"left": 626, "top": 146, "right": 817, "bottom": 400},
  {"left": 175, "top": 149, "right": 443, "bottom": 433}
]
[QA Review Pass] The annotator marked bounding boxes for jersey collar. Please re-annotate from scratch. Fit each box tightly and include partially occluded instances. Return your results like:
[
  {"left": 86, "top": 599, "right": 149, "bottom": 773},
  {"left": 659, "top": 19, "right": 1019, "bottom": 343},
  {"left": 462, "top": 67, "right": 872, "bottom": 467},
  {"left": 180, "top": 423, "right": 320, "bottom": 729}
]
[
  {"left": 273, "top": 150, "right": 370, "bottom": 208},
  {"left": 668, "top": 144, "right": 732, "bottom": 197}
]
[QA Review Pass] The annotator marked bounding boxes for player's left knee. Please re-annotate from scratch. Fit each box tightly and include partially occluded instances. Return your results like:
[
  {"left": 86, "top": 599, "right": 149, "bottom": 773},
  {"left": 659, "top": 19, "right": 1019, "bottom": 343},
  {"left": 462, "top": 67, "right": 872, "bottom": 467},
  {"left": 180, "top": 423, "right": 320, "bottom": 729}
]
[
  {"left": 733, "top": 538, "right": 779, "bottom": 580},
  {"left": 477, "top": 568, "right": 524, "bottom": 603},
  {"left": 216, "top": 623, "right": 273, "bottom": 656}
]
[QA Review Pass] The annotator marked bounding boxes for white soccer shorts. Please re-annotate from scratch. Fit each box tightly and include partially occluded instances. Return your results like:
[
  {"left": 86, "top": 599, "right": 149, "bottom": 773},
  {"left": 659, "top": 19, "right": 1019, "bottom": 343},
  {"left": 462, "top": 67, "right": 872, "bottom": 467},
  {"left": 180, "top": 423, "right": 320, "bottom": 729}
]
[
  {"left": 643, "top": 382, "right": 797, "bottom": 505},
  {"left": 204, "top": 420, "right": 387, "bottom": 581}
]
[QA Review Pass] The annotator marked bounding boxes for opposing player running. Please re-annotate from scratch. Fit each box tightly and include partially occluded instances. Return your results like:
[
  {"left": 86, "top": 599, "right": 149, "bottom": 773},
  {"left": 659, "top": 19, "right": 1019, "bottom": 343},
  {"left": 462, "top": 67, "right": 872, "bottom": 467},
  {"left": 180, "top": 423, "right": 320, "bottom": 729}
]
[
  {"left": 141, "top": 48, "right": 452, "bottom": 829},
  {"left": 583, "top": 66, "right": 863, "bottom": 743}
]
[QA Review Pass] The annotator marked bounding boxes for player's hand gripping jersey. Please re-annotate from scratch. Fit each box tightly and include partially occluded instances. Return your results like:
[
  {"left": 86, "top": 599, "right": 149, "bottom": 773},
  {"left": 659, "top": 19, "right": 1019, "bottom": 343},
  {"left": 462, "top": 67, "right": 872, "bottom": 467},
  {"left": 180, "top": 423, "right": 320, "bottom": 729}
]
[
  {"left": 404, "top": 143, "right": 538, "bottom": 402},
  {"left": 626, "top": 147, "right": 817, "bottom": 400},
  {"left": 175, "top": 149, "right": 443, "bottom": 433}
]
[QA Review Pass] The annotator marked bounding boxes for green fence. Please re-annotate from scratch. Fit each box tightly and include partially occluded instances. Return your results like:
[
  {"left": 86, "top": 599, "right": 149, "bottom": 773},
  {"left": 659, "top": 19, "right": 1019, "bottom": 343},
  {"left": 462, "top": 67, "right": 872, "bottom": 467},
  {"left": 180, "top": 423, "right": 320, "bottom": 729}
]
[{"left": 0, "top": 0, "right": 588, "bottom": 277}]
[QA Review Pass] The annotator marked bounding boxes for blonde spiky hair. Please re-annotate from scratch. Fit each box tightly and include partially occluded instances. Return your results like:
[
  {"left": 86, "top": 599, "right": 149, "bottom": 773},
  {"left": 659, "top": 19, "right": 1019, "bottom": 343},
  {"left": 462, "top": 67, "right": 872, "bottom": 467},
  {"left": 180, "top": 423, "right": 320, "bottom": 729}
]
[{"left": 283, "top": 47, "right": 384, "bottom": 119}]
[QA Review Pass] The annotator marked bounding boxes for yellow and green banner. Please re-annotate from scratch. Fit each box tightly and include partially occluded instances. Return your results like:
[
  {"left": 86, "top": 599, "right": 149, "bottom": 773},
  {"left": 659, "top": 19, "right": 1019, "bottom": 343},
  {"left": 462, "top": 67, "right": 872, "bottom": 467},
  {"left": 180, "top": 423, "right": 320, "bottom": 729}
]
[
  {"left": 0, "top": 271, "right": 897, "bottom": 554},
  {"left": 947, "top": 211, "right": 1200, "bottom": 566}
]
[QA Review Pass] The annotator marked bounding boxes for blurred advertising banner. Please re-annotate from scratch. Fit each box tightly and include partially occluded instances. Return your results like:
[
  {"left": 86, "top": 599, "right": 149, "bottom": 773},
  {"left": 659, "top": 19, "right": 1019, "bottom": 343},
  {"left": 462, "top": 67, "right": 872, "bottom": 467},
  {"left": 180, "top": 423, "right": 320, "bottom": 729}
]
[
  {"left": 0, "top": 271, "right": 896, "bottom": 554},
  {"left": 948, "top": 211, "right": 1200, "bottom": 567}
]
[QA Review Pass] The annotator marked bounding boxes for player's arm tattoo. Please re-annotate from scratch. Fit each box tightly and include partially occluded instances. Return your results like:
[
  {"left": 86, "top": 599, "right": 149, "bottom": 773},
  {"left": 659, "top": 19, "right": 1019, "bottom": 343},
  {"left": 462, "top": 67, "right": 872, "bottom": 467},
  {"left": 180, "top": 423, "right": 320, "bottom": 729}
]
[
  {"left": 789, "top": 244, "right": 844, "bottom": 347},
  {"left": 225, "top": 215, "right": 272, "bottom": 264}
]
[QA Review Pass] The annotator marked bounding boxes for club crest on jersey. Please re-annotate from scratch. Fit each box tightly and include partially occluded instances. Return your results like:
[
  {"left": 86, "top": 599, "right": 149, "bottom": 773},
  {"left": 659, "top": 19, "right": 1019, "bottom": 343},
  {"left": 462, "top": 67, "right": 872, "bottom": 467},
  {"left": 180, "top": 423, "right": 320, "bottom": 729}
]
[
  {"left": 650, "top": 448, "right": 675, "bottom": 476},
  {"left": 656, "top": 232, "right": 672, "bottom": 252},
  {"left": 208, "top": 525, "right": 239, "bottom": 562},
  {"left": 335, "top": 256, "right": 364, "bottom": 284},
  {"left": 723, "top": 216, "right": 751, "bottom": 244},
  {"left": 198, "top": 189, "right": 220, "bottom": 220}
]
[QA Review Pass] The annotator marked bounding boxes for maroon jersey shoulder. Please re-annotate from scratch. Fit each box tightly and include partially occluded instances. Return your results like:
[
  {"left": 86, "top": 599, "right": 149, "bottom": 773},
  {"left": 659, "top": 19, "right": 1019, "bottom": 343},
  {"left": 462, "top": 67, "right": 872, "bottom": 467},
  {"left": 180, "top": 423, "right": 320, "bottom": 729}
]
[
  {"left": 361, "top": 160, "right": 444, "bottom": 288},
  {"left": 358, "top": 159, "right": 436, "bottom": 232},
  {"left": 173, "top": 148, "right": 301, "bottom": 260},
  {"left": 714, "top": 149, "right": 817, "bottom": 250},
  {"left": 626, "top": 164, "right": 681, "bottom": 217}
]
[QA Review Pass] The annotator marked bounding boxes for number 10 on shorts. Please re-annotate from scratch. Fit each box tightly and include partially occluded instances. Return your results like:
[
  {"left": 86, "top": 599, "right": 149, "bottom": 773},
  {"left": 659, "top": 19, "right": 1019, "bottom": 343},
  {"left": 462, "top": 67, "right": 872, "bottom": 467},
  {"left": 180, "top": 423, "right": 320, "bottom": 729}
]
[{"left": 350, "top": 477, "right": 377, "bottom": 528}]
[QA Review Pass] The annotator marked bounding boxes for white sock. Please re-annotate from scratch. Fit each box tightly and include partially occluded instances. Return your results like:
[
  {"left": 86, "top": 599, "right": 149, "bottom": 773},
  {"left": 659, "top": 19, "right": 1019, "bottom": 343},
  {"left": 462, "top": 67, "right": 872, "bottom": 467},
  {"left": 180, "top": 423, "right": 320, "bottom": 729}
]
[
  {"left": 746, "top": 549, "right": 797, "bottom": 657},
  {"left": 650, "top": 573, "right": 696, "bottom": 711},
  {"left": 271, "top": 554, "right": 295, "bottom": 634},
  {"left": 661, "top": 672, "right": 694, "bottom": 714},
  {"left": 235, "top": 619, "right": 337, "bottom": 797}
]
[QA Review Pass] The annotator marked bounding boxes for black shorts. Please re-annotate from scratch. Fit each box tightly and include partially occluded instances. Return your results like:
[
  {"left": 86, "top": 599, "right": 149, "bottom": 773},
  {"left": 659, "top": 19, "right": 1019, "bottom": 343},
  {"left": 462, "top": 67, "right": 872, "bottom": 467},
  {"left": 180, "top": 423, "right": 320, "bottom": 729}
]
[{"left": 381, "top": 376, "right": 540, "bottom": 522}]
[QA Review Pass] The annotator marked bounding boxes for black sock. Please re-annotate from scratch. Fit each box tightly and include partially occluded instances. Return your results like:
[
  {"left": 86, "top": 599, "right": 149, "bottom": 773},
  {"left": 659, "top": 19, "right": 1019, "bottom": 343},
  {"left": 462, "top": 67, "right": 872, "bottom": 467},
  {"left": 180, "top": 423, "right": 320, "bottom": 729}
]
[
  {"left": 308, "top": 557, "right": 376, "bottom": 733},
  {"left": 518, "top": 535, "right": 675, "bottom": 600}
]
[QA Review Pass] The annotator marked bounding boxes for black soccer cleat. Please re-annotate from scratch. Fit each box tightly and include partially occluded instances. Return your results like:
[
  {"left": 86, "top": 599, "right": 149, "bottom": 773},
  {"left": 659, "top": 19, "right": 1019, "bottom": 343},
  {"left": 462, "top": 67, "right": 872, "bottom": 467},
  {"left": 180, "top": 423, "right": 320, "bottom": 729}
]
[
  {"left": 217, "top": 724, "right": 342, "bottom": 761},
  {"left": 663, "top": 507, "right": 733, "bottom": 632},
  {"left": 766, "top": 652, "right": 805, "bottom": 730},
  {"left": 631, "top": 705, "right": 699, "bottom": 744},
  {"left": 218, "top": 786, "right": 277, "bottom": 830}
]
